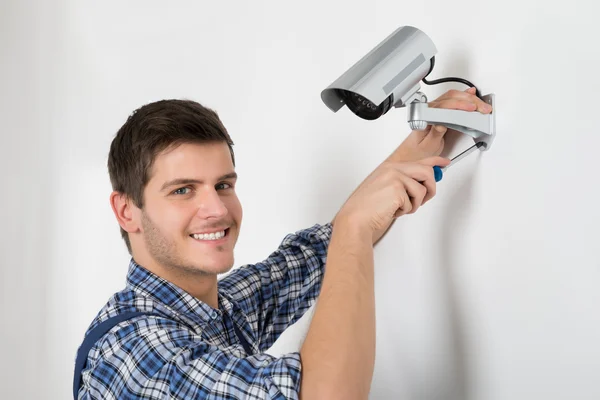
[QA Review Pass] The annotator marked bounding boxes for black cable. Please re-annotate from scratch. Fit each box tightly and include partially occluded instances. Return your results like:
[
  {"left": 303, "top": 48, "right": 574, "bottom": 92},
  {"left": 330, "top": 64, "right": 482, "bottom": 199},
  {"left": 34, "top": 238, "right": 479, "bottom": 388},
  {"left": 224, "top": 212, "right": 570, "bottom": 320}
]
[{"left": 422, "top": 56, "right": 482, "bottom": 99}]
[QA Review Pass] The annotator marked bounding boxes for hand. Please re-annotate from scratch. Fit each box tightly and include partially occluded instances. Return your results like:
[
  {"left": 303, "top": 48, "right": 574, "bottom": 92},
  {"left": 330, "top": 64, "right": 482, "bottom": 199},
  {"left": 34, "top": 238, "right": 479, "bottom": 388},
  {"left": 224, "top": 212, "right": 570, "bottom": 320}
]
[
  {"left": 334, "top": 156, "right": 451, "bottom": 244},
  {"left": 389, "top": 87, "right": 493, "bottom": 162}
]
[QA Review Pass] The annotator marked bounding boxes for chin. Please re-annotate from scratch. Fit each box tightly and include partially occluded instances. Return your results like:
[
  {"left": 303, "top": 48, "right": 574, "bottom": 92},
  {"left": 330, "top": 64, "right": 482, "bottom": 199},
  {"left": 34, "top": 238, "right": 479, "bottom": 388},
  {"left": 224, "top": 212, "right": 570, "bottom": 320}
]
[
  {"left": 215, "top": 264, "right": 234, "bottom": 275},
  {"left": 185, "top": 234, "right": 237, "bottom": 274},
  {"left": 190, "top": 258, "right": 234, "bottom": 276}
]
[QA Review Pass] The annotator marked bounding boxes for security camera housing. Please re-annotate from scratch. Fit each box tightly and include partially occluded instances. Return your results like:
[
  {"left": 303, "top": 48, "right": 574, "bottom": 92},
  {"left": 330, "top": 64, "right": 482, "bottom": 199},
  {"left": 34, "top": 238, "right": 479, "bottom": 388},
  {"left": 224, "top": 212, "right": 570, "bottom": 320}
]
[{"left": 321, "top": 26, "right": 437, "bottom": 119}]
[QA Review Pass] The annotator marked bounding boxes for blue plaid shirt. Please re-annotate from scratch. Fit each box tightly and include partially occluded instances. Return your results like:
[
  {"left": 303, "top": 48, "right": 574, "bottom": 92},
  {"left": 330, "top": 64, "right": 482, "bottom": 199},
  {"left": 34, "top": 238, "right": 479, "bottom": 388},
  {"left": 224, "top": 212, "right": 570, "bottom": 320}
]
[{"left": 76, "top": 222, "right": 332, "bottom": 399}]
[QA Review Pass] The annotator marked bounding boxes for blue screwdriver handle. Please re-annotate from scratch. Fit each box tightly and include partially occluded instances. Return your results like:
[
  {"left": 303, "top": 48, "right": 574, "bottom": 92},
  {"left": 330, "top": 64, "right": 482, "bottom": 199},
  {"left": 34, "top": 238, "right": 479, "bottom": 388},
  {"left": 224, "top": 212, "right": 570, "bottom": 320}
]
[
  {"left": 433, "top": 166, "right": 443, "bottom": 182},
  {"left": 432, "top": 142, "right": 484, "bottom": 183}
]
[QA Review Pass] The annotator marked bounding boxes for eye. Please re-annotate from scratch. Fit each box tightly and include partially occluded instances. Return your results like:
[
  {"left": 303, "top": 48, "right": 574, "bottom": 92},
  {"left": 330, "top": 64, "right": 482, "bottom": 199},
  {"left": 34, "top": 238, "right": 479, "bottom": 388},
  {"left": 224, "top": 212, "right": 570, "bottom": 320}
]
[
  {"left": 216, "top": 182, "right": 233, "bottom": 190},
  {"left": 172, "top": 187, "right": 192, "bottom": 195}
]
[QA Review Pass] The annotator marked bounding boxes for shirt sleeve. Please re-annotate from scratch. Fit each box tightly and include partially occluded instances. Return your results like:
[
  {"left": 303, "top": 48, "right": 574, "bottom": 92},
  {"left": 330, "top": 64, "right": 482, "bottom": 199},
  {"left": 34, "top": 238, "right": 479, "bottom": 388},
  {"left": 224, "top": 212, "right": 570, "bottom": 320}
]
[
  {"left": 218, "top": 222, "right": 332, "bottom": 350},
  {"left": 79, "top": 317, "right": 303, "bottom": 400}
]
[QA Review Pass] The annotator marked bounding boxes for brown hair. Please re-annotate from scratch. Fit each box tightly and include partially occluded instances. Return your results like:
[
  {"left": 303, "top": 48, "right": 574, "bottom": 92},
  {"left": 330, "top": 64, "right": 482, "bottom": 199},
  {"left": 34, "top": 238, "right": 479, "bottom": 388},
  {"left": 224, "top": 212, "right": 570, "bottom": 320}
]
[{"left": 107, "top": 99, "right": 235, "bottom": 254}]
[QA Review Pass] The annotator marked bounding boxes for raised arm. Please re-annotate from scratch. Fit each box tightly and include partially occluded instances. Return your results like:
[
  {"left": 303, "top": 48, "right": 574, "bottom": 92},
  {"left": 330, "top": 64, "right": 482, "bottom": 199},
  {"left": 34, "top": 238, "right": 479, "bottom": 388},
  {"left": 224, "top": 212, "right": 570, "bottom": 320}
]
[
  {"left": 297, "top": 156, "right": 449, "bottom": 399},
  {"left": 298, "top": 87, "right": 491, "bottom": 399}
]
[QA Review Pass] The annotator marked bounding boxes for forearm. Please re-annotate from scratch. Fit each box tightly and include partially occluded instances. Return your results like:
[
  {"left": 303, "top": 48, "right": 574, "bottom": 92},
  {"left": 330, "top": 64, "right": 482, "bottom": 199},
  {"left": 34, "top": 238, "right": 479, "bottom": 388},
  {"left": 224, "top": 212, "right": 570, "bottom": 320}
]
[
  {"left": 299, "top": 220, "right": 375, "bottom": 400},
  {"left": 385, "top": 126, "right": 445, "bottom": 164},
  {"left": 385, "top": 140, "right": 411, "bottom": 163}
]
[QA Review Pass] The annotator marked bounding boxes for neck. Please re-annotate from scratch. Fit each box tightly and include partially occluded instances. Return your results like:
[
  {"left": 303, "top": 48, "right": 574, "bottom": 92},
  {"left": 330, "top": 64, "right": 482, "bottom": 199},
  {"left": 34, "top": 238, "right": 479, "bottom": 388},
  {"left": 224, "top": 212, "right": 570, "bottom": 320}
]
[
  {"left": 134, "top": 256, "right": 219, "bottom": 309},
  {"left": 164, "top": 268, "right": 219, "bottom": 309}
]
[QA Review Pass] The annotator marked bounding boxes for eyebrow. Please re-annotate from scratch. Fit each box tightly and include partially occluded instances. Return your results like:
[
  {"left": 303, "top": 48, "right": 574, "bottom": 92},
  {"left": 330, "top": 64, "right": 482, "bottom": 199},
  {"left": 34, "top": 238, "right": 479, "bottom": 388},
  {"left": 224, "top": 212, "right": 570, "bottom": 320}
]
[{"left": 160, "top": 172, "right": 238, "bottom": 192}]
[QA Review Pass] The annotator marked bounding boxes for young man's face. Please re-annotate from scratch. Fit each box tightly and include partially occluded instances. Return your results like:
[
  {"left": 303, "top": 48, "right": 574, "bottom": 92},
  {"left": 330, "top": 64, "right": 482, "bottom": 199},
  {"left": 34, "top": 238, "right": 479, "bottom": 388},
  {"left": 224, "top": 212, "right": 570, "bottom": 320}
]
[{"left": 136, "top": 141, "right": 242, "bottom": 276}]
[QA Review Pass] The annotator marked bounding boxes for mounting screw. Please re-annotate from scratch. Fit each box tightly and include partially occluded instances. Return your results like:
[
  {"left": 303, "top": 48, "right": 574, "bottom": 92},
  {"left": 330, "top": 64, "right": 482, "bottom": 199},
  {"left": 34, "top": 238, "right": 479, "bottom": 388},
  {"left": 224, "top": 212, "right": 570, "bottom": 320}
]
[{"left": 410, "top": 120, "right": 427, "bottom": 130}]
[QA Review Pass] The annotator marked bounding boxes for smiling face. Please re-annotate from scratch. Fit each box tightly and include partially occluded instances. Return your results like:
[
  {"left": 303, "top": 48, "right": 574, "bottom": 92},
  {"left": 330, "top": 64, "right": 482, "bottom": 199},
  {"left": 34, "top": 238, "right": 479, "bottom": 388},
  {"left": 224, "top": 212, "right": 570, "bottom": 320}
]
[{"left": 131, "top": 141, "right": 242, "bottom": 276}]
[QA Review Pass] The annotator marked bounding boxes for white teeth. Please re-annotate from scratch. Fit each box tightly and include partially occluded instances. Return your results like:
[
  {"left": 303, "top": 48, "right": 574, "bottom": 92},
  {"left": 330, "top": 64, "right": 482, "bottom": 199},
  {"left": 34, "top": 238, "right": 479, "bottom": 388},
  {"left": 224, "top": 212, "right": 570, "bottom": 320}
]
[{"left": 192, "top": 231, "right": 225, "bottom": 241}]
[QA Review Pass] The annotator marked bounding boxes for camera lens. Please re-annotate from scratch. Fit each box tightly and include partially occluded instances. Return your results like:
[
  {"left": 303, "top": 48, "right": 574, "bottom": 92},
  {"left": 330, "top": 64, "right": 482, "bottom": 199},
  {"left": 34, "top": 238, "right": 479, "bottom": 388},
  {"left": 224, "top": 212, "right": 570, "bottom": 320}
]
[{"left": 336, "top": 90, "right": 394, "bottom": 120}]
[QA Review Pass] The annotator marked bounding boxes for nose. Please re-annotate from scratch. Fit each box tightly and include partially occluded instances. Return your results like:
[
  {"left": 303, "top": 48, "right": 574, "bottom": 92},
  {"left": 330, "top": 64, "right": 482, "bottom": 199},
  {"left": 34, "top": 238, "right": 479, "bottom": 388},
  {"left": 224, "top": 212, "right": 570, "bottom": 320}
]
[{"left": 196, "top": 188, "right": 228, "bottom": 219}]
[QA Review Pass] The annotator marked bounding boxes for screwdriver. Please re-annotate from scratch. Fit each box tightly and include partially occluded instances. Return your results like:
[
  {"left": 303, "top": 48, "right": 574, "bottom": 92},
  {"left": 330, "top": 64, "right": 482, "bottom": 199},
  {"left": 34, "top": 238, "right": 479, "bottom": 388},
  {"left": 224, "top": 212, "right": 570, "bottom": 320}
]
[{"left": 433, "top": 142, "right": 485, "bottom": 182}]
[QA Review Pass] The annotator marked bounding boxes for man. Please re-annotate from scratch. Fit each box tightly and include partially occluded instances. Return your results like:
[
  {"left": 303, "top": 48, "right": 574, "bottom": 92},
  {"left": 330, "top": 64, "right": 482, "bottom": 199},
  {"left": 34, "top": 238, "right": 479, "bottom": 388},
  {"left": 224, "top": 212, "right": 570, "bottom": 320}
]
[{"left": 73, "top": 87, "right": 491, "bottom": 399}]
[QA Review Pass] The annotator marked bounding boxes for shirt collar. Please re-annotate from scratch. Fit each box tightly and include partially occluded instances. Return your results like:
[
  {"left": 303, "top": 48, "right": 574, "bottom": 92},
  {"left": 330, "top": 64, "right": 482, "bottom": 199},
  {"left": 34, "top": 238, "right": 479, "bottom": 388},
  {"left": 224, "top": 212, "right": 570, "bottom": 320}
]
[{"left": 126, "top": 259, "right": 225, "bottom": 324}]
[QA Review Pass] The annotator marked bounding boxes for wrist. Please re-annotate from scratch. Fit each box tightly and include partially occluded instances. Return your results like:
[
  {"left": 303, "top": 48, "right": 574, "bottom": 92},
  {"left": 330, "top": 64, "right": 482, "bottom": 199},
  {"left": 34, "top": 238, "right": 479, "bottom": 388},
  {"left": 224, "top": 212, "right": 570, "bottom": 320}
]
[
  {"left": 386, "top": 147, "right": 410, "bottom": 163},
  {"left": 332, "top": 211, "right": 373, "bottom": 244}
]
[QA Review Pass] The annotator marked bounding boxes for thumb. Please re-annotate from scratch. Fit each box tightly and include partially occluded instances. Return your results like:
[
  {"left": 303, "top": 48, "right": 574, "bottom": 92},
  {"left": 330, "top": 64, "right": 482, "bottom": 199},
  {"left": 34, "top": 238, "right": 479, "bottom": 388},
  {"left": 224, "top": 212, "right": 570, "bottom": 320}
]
[
  {"left": 422, "top": 124, "right": 447, "bottom": 148},
  {"left": 418, "top": 156, "right": 451, "bottom": 167},
  {"left": 432, "top": 125, "right": 448, "bottom": 135}
]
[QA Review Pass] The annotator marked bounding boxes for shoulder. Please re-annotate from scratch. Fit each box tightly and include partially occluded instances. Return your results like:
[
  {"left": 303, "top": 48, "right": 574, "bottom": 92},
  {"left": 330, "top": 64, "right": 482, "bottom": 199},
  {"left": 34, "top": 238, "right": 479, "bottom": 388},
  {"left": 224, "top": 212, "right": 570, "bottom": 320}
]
[
  {"left": 90, "top": 312, "right": 197, "bottom": 361},
  {"left": 77, "top": 310, "right": 201, "bottom": 399},
  {"left": 77, "top": 292, "right": 201, "bottom": 393},
  {"left": 80, "top": 289, "right": 199, "bottom": 367}
]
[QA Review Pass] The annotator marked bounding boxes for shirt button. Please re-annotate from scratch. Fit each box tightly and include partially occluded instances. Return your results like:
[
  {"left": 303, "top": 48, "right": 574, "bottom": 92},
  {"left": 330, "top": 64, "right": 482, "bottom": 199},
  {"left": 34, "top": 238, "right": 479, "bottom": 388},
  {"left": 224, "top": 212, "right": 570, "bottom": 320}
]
[{"left": 210, "top": 310, "right": 219, "bottom": 320}]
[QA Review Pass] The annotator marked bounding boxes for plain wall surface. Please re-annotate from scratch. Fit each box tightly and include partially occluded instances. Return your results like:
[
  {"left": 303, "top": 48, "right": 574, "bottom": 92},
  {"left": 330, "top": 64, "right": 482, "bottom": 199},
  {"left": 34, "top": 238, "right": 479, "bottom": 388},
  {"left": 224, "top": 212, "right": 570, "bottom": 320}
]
[{"left": 2, "top": 1, "right": 599, "bottom": 399}]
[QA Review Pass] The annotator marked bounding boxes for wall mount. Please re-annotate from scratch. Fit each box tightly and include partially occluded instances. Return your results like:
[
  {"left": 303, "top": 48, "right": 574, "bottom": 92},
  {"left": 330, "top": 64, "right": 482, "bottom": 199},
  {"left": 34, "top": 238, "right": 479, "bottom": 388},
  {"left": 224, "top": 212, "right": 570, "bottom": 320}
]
[{"left": 403, "top": 92, "right": 496, "bottom": 151}]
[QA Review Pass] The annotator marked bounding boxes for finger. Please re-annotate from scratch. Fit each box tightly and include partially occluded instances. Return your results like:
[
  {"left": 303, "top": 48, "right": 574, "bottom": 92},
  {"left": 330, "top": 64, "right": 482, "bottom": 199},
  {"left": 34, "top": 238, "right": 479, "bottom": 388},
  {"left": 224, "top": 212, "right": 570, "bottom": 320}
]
[
  {"left": 470, "top": 93, "right": 492, "bottom": 114},
  {"left": 433, "top": 125, "right": 447, "bottom": 135},
  {"left": 387, "top": 158, "right": 449, "bottom": 184},
  {"left": 402, "top": 165, "right": 438, "bottom": 206},
  {"left": 433, "top": 89, "right": 492, "bottom": 114},
  {"left": 404, "top": 164, "right": 437, "bottom": 205},
  {"left": 433, "top": 88, "right": 472, "bottom": 101},
  {"left": 426, "top": 124, "right": 448, "bottom": 143},
  {"left": 417, "top": 156, "right": 451, "bottom": 168},
  {"left": 430, "top": 98, "right": 477, "bottom": 112},
  {"left": 393, "top": 183, "right": 412, "bottom": 217},
  {"left": 461, "top": 88, "right": 492, "bottom": 113},
  {"left": 420, "top": 127, "right": 446, "bottom": 157},
  {"left": 390, "top": 163, "right": 438, "bottom": 207},
  {"left": 388, "top": 162, "right": 436, "bottom": 184},
  {"left": 400, "top": 175, "right": 428, "bottom": 214}
]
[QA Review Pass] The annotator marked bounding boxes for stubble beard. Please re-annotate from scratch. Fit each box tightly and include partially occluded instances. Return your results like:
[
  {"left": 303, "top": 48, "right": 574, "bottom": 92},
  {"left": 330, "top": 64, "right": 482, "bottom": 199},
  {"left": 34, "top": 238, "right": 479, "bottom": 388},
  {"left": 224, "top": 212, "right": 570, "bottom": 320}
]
[{"left": 141, "top": 210, "right": 229, "bottom": 277}]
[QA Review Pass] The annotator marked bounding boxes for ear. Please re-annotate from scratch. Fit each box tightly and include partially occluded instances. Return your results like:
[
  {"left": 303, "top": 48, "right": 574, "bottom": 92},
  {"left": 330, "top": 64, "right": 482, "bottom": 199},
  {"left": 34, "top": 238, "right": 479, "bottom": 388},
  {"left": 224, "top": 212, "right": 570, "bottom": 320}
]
[{"left": 110, "top": 191, "right": 141, "bottom": 234}]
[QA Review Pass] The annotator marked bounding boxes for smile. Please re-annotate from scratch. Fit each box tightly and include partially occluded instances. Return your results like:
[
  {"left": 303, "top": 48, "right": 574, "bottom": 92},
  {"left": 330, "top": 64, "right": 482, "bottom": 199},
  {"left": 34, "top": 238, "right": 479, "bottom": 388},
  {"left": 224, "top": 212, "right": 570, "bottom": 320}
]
[{"left": 190, "top": 229, "right": 228, "bottom": 241}]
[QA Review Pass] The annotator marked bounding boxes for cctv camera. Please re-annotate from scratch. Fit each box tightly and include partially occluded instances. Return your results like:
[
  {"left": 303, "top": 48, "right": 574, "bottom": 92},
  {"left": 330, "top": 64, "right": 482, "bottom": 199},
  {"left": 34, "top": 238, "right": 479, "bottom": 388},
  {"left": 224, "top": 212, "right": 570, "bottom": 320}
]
[
  {"left": 321, "top": 26, "right": 437, "bottom": 120},
  {"left": 321, "top": 25, "right": 497, "bottom": 151}
]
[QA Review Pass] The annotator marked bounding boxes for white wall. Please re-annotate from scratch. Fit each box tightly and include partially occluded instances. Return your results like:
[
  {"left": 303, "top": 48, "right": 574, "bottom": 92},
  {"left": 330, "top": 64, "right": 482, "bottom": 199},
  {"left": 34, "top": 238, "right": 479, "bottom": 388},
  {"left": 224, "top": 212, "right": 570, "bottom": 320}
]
[
  {"left": 2, "top": 1, "right": 599, "bottom": 399},
  {"left": 1, "top": 1, "right": 63, "bottom": 399}
]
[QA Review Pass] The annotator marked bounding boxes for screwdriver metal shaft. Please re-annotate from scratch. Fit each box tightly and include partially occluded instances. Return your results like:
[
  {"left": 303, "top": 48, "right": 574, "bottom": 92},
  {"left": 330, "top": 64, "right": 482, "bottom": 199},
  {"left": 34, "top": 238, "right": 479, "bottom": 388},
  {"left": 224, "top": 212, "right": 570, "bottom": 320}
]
[{"left": 434, "top": 142, "right": 484, "bottom": 182}]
